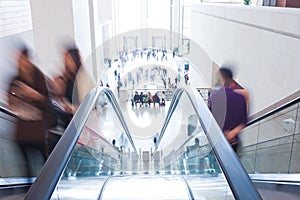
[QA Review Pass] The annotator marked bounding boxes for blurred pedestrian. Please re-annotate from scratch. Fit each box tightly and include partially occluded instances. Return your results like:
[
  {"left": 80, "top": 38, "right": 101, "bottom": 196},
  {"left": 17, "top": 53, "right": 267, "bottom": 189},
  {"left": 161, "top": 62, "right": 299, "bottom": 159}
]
[
  {"left": 208, "top": 67, "right": 247, "bottom": 154},
  {"left": 8, "top": 46, "right": 56, "bottom": 176},
  {"left": 50, "top": 47, "right": 82, "bottom": 129}
]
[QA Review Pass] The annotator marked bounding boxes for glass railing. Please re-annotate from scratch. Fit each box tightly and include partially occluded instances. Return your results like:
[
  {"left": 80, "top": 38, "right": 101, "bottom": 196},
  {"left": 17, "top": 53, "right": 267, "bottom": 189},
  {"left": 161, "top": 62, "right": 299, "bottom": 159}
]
[
  {"left": 25, "top": 86, "right": 261, "bottom": 200},
  {"left": 0, "top": 106, "right": 41, "bottom": 194},
  {"left": 239, "top": 100, "right": 300, "bottom": 174},
  {"left": 0, "top": 106, "right": 45, "bottom": 180}
]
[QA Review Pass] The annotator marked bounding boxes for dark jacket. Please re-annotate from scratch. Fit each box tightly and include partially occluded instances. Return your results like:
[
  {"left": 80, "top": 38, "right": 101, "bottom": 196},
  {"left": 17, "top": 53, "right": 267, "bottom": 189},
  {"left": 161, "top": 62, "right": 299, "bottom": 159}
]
[{"left": 8, "top": 66, "right": 54, "bottom": 145}]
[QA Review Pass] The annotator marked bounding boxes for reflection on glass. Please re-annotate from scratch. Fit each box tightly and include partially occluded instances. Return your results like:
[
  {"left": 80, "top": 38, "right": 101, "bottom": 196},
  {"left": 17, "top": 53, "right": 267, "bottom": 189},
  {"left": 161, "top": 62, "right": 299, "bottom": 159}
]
[
  {"left": 240, "top": 103, "right": 300, "bottom": 174},
  {"left": 258, "top": 105, "right": 297, "bottom": 142},
  {"left": 290, "top": 133, "right": 300, "bottom": 173}
]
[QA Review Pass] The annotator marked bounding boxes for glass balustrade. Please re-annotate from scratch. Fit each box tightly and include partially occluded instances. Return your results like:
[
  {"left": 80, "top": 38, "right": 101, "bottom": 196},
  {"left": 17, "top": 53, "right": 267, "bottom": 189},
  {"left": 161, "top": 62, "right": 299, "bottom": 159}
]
[{"left": 240, "top": 103, "right": 300, "bottom": 174}]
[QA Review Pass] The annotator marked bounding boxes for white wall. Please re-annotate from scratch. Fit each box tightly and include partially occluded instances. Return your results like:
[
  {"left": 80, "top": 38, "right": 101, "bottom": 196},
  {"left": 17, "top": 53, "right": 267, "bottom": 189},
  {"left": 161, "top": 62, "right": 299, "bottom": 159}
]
[
  {"left": 0, "top": 31, "right": 35, "bottom": 105},
  {"left": 191, "top": 3, "right": 300, "bottom": 116},
  {"left": 30, "top": 0, "right": 75, "bottom": 77},
  {"left": 0, "top": 0, "right": 35, "bottom": 105},
  {"left": 0, "top": 0, "right": 32, "bottom": 38}
]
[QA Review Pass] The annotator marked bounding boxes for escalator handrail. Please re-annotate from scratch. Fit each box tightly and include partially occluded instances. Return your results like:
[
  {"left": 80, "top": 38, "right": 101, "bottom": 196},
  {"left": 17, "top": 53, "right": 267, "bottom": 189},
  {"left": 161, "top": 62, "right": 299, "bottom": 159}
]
[
  {"left": 155, "top": 87, "right": 262, "bottom": 200},
  {"left": 247, "top": 94, "right": 300, "bottom": 126},
  {"left": 104, "top": 88, "right": 138, "bottom": 153},
  {"left": 155, "top": 88, "right": 182, "bottom": 148},
  {"left": 250, "top": 174, "right": 300, "bottom": 185},
  {"left": 97, "top": 176, "right": 112, "bottom": 200},
  {"left": 179, "top": 175, "right": 195, "bottom": 200},
  {"left": 0, "top": 105, "right": 19, "bottom": 120},
  {"left": 25, "top": 87, "right": 137, "bottom": 200}
]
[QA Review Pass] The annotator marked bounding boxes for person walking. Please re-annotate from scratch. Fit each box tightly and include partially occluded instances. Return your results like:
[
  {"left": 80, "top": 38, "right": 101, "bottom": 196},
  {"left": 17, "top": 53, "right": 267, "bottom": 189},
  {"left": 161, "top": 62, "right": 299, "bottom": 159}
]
[
  {"left": 8, "top": 47, "right": 56, "bottom": 176},
  {"left": 208, "top": 67, "right": 248, "bottom": 154}
]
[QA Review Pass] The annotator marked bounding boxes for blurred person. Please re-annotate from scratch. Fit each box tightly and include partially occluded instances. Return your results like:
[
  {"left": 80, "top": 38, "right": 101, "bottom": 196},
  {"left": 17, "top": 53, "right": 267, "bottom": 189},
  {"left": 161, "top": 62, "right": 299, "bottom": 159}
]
[
  {"left": 208, "top": 67, "right": 247, "bottom": 154},
  {"left": 112, "top": 139, "right": 120, "bottom": 152},
  {"left": 100, "top": 80, "right": 104, "bottom": 86},
  {"left": 152, "top": 93, "right": 160, "bottom": 107},
  {"left": 8, "top": 47, "right": 56, "bottom": 176},
  {"left": 117, "top": 81, "right": 122, "bottom": 97},
  {"left": 146, "top": 92, "right": 152, "bottom": 107},
  {"left": 177, "top": 73, "right": 181, "bottom": 83},
  {"left": 132, "top": 78, "right": 135, "bottom": 89},
  {"left": 219, "top": 67, "right": 249, "bottom": 113},
  {"left": 124, "top": 78, "right": 127, "bottom": 88},
  {"left": 48, "top": 46, "right": 96, "bottom": 154},
  {"left": 160, "top": 91, "right": 166, "bottom": 106},
  {"left": 187, "top": 138, "right": 200, "bottom": 153},
  {"left": 50, "top": 46, "right": 83, "bottom": 129},
  {"left": 133, "top": 91, "right": 140, "bottom": 107},
  {"left": 162, "top": 78, "right": 167, "bottom": 89},
  {"left": 139, "top": 92, "right": 144, "bottom": 107},
  {"left": 114, "top": 69, "right": 117, "bottom": 80},
  {"left": 184, "top": 72, "right": 189, "bottom": 85},
  {"left": 233, "top": 86, "right": 249, "bottom": 114}
]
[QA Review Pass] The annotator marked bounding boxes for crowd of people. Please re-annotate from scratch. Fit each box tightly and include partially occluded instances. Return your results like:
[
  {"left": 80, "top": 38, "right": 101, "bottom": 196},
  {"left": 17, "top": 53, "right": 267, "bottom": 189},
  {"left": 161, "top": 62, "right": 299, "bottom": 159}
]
[
  {"left": 132, "top": 91, "right": 166, "bottom": 108},
  {"left": 117, "top": 48, "right": 169, "bottom": 64},
  {"left": 107, "top": 48, "right": 190, "bottom": 97},
  {"left": 113, "top": 65, "right": 181, "bottom": 92}
]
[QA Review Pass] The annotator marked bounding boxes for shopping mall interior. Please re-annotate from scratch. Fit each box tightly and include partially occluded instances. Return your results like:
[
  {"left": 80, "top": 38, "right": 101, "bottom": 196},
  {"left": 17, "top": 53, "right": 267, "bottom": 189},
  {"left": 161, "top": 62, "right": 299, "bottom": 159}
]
[{"left": 0, "top": 0, "right": 300, "bottom": 199}]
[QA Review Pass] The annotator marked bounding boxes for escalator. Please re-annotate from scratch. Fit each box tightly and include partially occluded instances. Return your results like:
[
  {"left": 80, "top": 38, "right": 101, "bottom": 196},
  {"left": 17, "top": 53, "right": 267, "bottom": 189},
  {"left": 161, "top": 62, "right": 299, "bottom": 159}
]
[
  {"left": 23, "top": 86, "right": 261, "bottom": 200},
  {"left": 2, "top": 84, "right": 299, "bottom": 199}
]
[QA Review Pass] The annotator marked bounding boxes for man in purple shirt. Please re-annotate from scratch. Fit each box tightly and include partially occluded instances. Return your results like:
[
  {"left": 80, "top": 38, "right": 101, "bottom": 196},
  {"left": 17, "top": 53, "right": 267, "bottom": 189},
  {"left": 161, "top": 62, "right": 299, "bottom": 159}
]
[{"left": 209, "top": 67, "right": 247, "bottom": 153}]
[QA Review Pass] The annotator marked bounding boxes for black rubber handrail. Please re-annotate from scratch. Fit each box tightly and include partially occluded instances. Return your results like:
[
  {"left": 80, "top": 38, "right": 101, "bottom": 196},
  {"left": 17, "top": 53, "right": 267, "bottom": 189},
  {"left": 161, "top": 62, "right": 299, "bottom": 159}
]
[
  {"left": 0, "top": 178, "right": 35, "bottom": 188},
  {"left": 180, "top": 176, "right": 195, "bottom": 200},
  {"left": 97, "top": 176, "right": 112, "bottom": 200},
  {"left": 155, "top": 86, "right": 262, "bottom": 200},
  {"left": 0, "top": 105, "right": 18, "bottom": 119},
  {"left": 247, "top": 95, "right": 300, "bottom": 126}
]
